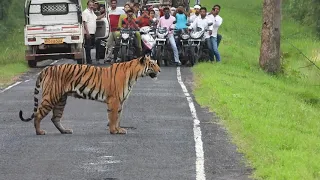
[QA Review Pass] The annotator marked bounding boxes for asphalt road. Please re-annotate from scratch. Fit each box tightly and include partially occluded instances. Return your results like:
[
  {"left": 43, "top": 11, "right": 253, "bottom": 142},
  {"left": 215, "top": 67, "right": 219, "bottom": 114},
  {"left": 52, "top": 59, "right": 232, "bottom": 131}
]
[{"left": 0, "top": 55, "right": 252, "bottom": 179}]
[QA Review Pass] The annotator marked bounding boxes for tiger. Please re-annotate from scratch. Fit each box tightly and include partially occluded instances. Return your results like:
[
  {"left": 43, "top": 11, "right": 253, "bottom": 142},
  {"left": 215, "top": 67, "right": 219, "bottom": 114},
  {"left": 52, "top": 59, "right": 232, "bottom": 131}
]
[{"left": 19, "top": 54, "right": 161, "bottom": 135}]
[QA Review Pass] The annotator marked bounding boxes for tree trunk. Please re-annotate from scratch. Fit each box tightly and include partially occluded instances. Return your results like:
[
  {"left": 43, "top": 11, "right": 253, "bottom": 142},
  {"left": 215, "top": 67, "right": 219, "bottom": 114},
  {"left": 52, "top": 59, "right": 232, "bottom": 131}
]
[{"left": 259, "top": 0, "right": 281, "bottom": 73}]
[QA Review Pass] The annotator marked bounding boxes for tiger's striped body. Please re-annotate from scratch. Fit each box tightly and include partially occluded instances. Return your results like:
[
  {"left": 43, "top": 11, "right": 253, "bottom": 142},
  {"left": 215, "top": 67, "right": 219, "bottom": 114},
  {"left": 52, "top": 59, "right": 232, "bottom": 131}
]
[{"left": 19, "top": 55, "right": 160, "bottom": 135}]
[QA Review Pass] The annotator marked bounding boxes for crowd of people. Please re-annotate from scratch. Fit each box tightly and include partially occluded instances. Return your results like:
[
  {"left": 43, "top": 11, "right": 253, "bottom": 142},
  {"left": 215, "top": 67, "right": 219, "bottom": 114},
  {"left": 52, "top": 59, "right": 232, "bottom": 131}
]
[{"left": 82, "top": 0, "right": 223, "bottom": 65}]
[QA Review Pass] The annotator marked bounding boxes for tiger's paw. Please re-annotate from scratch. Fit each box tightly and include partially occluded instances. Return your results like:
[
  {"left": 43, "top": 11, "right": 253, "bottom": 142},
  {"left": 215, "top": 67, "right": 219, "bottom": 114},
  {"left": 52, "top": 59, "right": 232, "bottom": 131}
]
[
  {"left": 36, "top": 130, "right": 46, "bottom": 135},
  {"left": 61, "top": 129, "right": 73, "bottom": 134},
  {"left": 110, "top": 128, "right": 127, "bottom": 135}
]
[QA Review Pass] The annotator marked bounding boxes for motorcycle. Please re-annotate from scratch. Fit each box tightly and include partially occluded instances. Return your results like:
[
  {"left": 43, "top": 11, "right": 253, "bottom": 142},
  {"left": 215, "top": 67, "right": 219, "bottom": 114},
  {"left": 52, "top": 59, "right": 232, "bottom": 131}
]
[
  {"left": 154, "top": 21, "right": 177, "bottom": 67},
  {"left": 182, "top": 22, "right": 213, "bottom": 66},
  {"left": 140, "top": 26, "right": 156, "bottom": 55}
]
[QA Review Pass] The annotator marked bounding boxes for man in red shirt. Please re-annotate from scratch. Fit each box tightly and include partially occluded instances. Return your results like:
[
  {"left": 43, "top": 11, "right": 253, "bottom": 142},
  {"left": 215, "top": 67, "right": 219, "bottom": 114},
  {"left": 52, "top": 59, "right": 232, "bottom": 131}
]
[
  {"left": 105, "top": 0, "right": 125, "bottom": 63},
  {"left": 136, "top": 6, "right": 152, "bottom": 28},
  {"left": 121, "top": 9, "right": 142, "bottom": 56}
]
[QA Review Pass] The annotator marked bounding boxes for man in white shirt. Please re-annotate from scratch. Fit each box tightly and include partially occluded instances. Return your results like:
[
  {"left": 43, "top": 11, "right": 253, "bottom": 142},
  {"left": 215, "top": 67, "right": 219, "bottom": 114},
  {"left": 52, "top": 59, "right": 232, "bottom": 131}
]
[
  {"left": 188, "top": 7, "right": 213, "bottom": 62},
  {"left": 188, "top": 5, "right": 201, "bottom": 23},
  {"left": 188, "top": 7, "right": 213, "bottom": 37},
  {"left": 207, "top": 5, "right": 223, "bottom": 62},
  {"left": 82, "top": 0, "right": 105, "bottom": 64}
]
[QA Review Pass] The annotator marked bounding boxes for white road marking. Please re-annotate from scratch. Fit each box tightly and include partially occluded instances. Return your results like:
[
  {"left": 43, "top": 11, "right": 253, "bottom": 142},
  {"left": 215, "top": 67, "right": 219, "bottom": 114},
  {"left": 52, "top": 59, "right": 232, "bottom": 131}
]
[
  {"left": 36, "top": 60, "right": 58, "bottom": 75},
  {"left": 0, "top": 81, "right": 22, "bottom": 93},
  {"left": 50, "top": 60, "right": 59, "bottom": 65},
  {"left": 24, "top": 79, "right": 31, "bottom": 82},
  {"left": 176, "top": 67, "right": 206, "bottom": 180}
]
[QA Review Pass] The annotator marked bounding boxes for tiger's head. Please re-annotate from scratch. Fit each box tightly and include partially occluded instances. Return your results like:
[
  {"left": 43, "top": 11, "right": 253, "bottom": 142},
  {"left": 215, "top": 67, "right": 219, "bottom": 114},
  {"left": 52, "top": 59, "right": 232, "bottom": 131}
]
[{"left": 139, "top": 54, "right": 161, "bottom": 79}]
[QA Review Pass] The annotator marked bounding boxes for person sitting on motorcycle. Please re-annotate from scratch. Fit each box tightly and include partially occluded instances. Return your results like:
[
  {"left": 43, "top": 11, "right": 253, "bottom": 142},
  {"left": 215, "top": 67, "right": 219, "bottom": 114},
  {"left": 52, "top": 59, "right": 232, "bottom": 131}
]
[
  {"left": 174, "top": 6, "right": 189, "bottom": 30},
  {"left": 121, "top": 9, "right": 143, "bottom": 56},
  {"left": 136, "top": 6, "right": 152, "bottom": 28},
  {"left": 188, "top": 7, "right": 214, "bottom": 62},
  {"left": 149, "top": 9, "right": 158, "bottom": 27},
  {"left": 157, "top": 7, "right": 181, "bottom": 66}
]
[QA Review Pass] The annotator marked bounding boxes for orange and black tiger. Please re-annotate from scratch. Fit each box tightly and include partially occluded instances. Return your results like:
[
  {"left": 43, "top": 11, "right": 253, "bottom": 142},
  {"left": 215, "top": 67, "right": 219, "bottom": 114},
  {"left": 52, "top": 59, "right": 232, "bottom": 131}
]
[{"left": 19, "top": 55, "right": 160, "bottom": 135}]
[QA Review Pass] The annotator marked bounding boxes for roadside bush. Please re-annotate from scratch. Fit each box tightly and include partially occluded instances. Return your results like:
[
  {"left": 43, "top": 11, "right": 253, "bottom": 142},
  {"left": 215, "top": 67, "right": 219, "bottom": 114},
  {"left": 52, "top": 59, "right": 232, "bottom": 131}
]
[{"left": 283, "top": 0, "right": 320, "bottom": 37}]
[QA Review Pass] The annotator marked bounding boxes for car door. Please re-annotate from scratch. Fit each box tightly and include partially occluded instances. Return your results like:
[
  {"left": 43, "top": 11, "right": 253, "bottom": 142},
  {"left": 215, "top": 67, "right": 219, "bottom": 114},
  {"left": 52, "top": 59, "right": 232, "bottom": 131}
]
[{"left": 95, "top": 0, "right": 110, "bottom": 40}]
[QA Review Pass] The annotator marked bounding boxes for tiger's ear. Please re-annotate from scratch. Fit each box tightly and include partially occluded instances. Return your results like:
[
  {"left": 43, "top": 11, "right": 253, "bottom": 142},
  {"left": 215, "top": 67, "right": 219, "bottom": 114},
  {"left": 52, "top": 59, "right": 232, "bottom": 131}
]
[{"left": 139, "top": 55, "right": 146, "bottom": 64}]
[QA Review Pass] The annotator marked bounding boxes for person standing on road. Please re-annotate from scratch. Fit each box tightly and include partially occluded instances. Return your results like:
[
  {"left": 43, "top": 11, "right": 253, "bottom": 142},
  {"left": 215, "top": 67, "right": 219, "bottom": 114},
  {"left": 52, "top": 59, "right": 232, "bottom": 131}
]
[
  {"left": 207, "top": 4, "right": 223, "bottom": 62},
  {"left": 82, "top": 0, "right": 105, "bottom": 64}
]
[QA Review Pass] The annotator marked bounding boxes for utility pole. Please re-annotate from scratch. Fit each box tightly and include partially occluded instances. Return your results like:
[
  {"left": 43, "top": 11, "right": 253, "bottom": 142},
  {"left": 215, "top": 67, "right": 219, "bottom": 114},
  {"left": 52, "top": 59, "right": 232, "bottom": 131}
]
[{"left": 259, "top": 0, "right": 282, "bottom": 73}]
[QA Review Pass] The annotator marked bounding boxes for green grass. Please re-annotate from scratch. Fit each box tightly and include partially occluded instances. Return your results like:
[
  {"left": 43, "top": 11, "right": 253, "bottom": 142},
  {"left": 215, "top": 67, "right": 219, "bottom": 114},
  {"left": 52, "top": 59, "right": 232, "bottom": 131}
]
[
  {"left": 0, "top": 30, "right": 28, "bottom": 88},
  {"left": 193, "top": 0, "right": 320, "bottom": 179},
  {"left": 0, "top": 0, "right": 28, "bottom": 87}
]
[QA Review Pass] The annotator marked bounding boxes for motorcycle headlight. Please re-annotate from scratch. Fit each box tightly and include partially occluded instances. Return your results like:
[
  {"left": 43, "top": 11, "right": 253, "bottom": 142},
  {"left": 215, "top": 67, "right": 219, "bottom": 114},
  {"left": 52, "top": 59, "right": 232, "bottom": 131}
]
[
  {"left": 157, "top": 33, "right": 165, "bottom": 39},
  {"left": 122, "top": 33, "right": 129, "bottom": 39},
  {"left": 140, "top": 26, "right": 150, "bottom": 34},
  {"left": 190, "top": 31, "right": 204, "bottom": 39},
  {"left": 181, "top": 34, "right": 190, "bottom": 40}
]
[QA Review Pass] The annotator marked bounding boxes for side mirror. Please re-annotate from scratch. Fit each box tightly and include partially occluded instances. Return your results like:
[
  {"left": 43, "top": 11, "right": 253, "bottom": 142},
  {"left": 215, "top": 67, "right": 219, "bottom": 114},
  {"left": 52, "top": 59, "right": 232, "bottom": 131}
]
[
  {"left": 186, "top": 23, "right": 191, "bottom": 26},
  {"left": 172, "top": 21, "right": 176, "bottom": 24},
  {"left": 208, "top": 22, "right": 213, "bottom": 26}
]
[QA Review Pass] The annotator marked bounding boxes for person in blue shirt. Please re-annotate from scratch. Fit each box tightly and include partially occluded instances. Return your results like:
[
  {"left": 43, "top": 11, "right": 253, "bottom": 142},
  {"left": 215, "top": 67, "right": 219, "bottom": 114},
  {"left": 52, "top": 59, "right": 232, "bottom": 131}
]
[{"left": 174, "top": 6, "right": 189, "bottom": 30}]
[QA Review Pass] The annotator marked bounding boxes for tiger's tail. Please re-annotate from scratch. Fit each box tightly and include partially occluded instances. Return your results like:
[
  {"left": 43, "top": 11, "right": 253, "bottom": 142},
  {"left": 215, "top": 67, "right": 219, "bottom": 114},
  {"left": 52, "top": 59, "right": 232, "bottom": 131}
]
[{"left": 19, "top": 70, "right": 44, "bottom": 122}]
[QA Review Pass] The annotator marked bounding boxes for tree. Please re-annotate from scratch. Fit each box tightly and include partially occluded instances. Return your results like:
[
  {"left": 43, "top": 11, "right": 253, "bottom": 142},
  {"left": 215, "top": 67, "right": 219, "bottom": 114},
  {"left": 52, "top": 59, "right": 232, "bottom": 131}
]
[{"left": 259, "top": 0, "right": 282, "bottom": 73}]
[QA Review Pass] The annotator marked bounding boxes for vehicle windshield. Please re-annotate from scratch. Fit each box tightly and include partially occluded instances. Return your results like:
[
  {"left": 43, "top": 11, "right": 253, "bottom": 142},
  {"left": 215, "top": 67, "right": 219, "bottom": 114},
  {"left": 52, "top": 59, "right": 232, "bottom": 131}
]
[{"left": 25, "top": 0, "right": 81, "bottom": 25}]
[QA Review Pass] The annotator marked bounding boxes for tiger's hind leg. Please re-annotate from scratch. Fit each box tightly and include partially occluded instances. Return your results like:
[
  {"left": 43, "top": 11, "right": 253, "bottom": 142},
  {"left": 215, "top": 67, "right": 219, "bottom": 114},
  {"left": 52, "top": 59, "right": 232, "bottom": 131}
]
[
  {"left": 34, "top": 98, "right": 55, "bottom": 135},
  {"left": 51, "top": 95, "right": 73, "bottom": 134},
  {"left": 107, "top": 98, "right": 127, "bottom": 134}
]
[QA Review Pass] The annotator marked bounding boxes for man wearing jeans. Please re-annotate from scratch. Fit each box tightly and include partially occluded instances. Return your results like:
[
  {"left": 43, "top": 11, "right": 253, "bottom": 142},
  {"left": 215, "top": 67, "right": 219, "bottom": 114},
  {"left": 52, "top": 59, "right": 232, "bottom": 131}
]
[
  {"left": 189, "top": 7, "right": 213, "bottom": 64},
  {"left": 207, "top": 5, "right": 223, "bottom": 62},
  {"left": 157, "top": 7, "right": 181, "bottom": 66},
  {"left": 82, "top": 0, "right": 105, "bottom": 64}
]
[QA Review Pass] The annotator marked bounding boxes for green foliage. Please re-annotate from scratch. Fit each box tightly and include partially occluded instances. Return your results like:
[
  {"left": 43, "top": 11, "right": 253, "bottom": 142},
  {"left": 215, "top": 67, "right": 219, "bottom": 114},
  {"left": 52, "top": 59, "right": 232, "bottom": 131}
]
[
  {"left": 193, "top": 0, "right": 320, "bottom": 179},
  {"left": 283, "top": 0, "right": 320, "bottom": 37},
  {"left": 0, "top": 0, "right": 27, "bottom": 84}
]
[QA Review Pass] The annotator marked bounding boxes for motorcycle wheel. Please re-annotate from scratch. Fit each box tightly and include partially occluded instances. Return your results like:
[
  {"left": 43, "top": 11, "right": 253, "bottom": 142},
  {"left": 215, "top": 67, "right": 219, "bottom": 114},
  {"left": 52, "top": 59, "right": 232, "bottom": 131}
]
[
  {"left": 120, "top": 46, "right": 127, "bottom": 62},
  {"left": 194, "top": 46, "right": 201, "bottom": 64},
  {"left": 155, "top": 46, "right": 163, "bottom": 67},
  {"left": 190, "top": 47, "right": 196, "bottom": 67}
]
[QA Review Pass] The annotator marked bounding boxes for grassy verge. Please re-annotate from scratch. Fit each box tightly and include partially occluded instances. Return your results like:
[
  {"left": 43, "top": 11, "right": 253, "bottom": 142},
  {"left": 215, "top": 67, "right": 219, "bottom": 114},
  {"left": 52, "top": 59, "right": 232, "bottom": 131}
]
[
  {"left": 193, "top": 0, "right": 320, "bottom": 179},
  {"left": 0, "top": 30, "right": 28, "bottom": 88},
  {"left": 0, "top": 0, "right": 28, "bottom": 88}
]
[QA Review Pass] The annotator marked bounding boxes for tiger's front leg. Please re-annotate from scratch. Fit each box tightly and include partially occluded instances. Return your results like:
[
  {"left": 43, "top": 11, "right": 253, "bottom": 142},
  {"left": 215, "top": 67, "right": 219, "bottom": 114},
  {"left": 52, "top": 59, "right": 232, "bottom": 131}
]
[{"left": 107, "top": 98, "right": 127, "bottom": 135}]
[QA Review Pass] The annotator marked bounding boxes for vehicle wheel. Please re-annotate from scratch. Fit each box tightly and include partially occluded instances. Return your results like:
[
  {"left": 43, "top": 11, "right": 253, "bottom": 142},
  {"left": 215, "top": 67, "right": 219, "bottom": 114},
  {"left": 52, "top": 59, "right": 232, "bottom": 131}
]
[
  {"left": 120, "top": 46, "right": 127, "bottom": 62},
  {"left": 155, "top": 46, "right": 163, "bottom": 66},
  {"left": 77, "top": 48, "right": 86, "bottom": 64},
  {"left": 194, "top": 46, "right": 201, "bottom": 64},
  {"left": 190, "top": 47, "right": 196, "bottom": 67},
  {"left": 28, "top": 60, "right": 37, "bottom": 68},
  {"left": 112, "top": 47, "right": 118, "bottom": 63}
]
